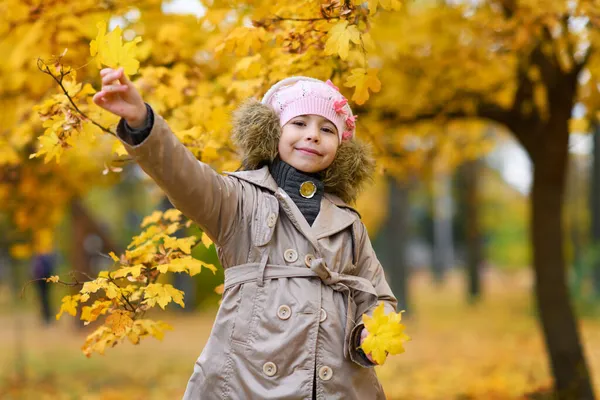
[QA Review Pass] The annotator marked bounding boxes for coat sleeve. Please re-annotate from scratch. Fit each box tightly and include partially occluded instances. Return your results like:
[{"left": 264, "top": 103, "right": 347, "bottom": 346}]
[
  {"left": 348, "top": 220, "right": 398, "bottom": 368},
  {"left": 116, "top": 109, "right": 243, "bottom": 246}
]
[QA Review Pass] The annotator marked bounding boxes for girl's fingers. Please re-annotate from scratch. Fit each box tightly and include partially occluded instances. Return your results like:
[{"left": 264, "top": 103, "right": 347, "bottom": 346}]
[
  {"left": 119, "top": 68, "right": 135, "bottom": 88},
  {"left": 102, "top": 84, "right": 128, "bottom": 93},
  {"left": 102, "top": 72, "right": 121, "bottom": 86},
  {"left": 100, "top": 68, "right": 115, "bottom": 77}
]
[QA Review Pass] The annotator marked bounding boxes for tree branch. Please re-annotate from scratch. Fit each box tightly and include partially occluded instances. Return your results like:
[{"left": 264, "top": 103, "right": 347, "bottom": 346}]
[{"left": 37, "top": 58, "right": 115, "bottom": 137}]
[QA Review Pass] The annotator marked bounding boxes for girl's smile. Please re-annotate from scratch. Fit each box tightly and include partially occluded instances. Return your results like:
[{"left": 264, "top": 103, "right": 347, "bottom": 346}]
[{"left": 278, "top": 114, "right": 339, "bottom": 173}]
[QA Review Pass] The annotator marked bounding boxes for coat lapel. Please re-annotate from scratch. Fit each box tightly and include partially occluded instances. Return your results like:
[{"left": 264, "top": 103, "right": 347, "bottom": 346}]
[{"left": 312, "top": 194, "right": 358, "bottom": 239}]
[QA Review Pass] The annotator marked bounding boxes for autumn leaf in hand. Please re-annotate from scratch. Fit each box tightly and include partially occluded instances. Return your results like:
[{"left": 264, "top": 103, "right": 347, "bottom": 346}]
[
  {"left": 360, "top": 303, "right": 410, "bottom": 365},
  {"left": 90, "top": 21, "right": 142, "bottom": 75},
  {"left": 344, "top": 68, "right": 382, "bottom": 105}
]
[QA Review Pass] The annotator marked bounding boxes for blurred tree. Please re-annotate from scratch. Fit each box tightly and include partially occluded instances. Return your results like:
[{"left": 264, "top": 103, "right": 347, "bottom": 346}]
[
  {"left": 365, "top": 1, "right": 600, "bottom": 397},
  {"left": 591, "top": 122, "right": 600, "bottom": 298},
  {"left": 456, "top": 159, "right": 485, "bottom": 304}
]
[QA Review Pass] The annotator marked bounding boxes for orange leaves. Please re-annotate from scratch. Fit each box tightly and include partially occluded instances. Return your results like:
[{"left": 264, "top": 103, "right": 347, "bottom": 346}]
[{"left": 344, "top": 68, "right": 382, "bottom": 105}]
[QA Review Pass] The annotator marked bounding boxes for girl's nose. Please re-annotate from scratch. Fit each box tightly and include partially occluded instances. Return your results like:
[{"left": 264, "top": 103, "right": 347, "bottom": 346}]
[{"left": 305, "top": 128, "right": 321, "bottom": 143}]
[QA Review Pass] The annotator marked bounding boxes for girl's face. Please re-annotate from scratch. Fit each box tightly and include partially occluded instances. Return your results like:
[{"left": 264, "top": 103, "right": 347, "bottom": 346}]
[{"left": 278, "top": 114, "right": 339, "bottom": 174}]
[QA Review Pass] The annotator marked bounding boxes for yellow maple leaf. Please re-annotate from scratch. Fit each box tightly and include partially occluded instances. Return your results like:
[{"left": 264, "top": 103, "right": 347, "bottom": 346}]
[
  {"left": 56, "top": 295, "right": 80, "bottom": 320},
  {"left": 360, "top": 303, "right": 410, "bottom": 365},
  {"left": 201, "top": 232, "right": 213, "bottom": 248},
  {"left": 163, "top": 209, "right": 182, "bottom": 222},
  {"left": 344, "top": 68, "right": 382, "bottom": 105},
  {"left": 140, "top": 211, "right": 163, "bottom": 228},
  {"left": 45, "top": 275, "right": 59, "bottom": 283},
  {"left": 163, "top": 236, "right": 197, "bottom": 254},
  {"left": 113, "top": 264, "right": 144, "bottom": 279},
  {"left": 106, "top": 310, "right": 134, "bottom": 336},
  {"left": 90, "top": 21, "right": 142, "bottom": 75},
  {"left": 81, "top": 300, "right": 112, "bottom": 324},
  {"left": 324, "top": 21, "right": 362, "bottom": 60},
  {"left": 108, "top": 251, "right": 120, "bottom": 262},
  {"left": 214, "top": 283, "right": 224, "bottom": 295},
  {"left": 143, "top": 283, "right": 185, "bottom": 310},
  {"left": 29, "top": 132, "right": 63, "bottom": 164}
]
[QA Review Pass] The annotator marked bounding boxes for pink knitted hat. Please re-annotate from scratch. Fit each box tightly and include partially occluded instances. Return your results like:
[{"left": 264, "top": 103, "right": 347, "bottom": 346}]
[{"left": 261, "top": 76, "right": 356, "bottom": 141}]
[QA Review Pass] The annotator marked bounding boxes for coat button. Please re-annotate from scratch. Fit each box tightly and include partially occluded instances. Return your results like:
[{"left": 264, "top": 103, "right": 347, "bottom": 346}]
[
  {"left": 284, "top": 249, "right": 298, "bottom": 263},
  {"left": 267, "top": 213, "right": 277, "bottom": 228},
  {"left": 318, "top": 365, "right": 333, "bottom": 381},
  {"left": 277, "top": 305, "right": 291, "bottom": 320},
  {"left": 319, "top": 308, "right": 327, "bottom": 322},
  {"left": 304, "top": 253, "right": 315, "bottom": 267},
  {"left": 263, "top": 361, "right": 277, "bottom": 377}
]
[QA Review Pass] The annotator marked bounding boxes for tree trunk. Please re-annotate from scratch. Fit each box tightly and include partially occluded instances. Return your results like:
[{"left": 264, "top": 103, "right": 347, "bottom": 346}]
[
  {"left": 591, "top": 122, "right": 600, "bottom": 297},
  {"left": 461, "top": 159, "right": 484, "bottom": 304},
  {"left": 529, "top": 124, "right": 595, "bottom": 399},
  {"left": 381, "top": 176, "right": 410, "bottom": 313},
  {"left": 431, "top": 173, "right": 454, "bottom": 284}
]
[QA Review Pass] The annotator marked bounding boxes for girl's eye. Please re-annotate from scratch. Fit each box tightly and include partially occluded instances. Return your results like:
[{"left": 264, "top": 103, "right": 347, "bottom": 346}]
[
  {"left": 293, "top": 121, "right": 305, "bottom": 127},
  {"left": 322, "top": 127, "right": 334, "bottom": 134}
]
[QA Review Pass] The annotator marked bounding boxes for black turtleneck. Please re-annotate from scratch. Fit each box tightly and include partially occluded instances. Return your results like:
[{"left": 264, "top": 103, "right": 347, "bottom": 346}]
[{"left": 269, "top": 158, "right": 324, "bottom": 226}]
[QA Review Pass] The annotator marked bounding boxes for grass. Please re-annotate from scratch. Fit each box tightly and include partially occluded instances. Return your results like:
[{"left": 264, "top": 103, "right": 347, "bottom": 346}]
[{"left": 1, "top": 268, "right": 600, "bottom": 399}]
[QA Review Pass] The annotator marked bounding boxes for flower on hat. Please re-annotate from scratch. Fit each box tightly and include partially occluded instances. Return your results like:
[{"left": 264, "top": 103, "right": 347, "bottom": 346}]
[
  {"left": 345, "top": 115, "right": 357, "bottom": 130},
  {"left": 334, "top": 98, "right": 348, "bottom": 115},
  {"left": 342, "top": 131, "right": 353, "bottom": 141},
  {"left": 325, "top": 79, "right": 340, "bottom": 92}
]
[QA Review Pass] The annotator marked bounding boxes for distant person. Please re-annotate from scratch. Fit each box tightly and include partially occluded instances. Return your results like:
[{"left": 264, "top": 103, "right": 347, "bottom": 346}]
[{"left": 31, "top": 252, "right": 55, "bottom": 324}]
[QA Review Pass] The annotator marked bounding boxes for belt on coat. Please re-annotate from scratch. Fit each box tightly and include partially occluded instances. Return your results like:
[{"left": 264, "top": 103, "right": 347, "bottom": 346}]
[{"left": 224, "top": 258, "right": 378, "bottom": 358}]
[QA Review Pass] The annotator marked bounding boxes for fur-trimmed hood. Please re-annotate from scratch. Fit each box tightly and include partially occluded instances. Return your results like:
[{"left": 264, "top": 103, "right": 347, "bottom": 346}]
[{"left": 231, "top": 99, "right": 375, "bottom": 205}]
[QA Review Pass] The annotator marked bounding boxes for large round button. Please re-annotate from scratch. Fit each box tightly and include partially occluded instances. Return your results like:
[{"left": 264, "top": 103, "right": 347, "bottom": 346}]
[
  {"left": 263, "top": 362, "right": 277, "bottom": 376},
  {"left": 300, "top": 181, "right": 317, "bottom": 198},
  {"left": 267, "top": 213, "right": 277, "bottom": 228},
  {"left": 319, "top": 308, "right": 327, "bottom": 322},
  {"left": 305, "top": 253, "right": 315, "bottom": 268},
  {"left": 318, "top": 365, "right": 333, "bottom": 381},
  {"left": 277, "top": 305, "right": 291, "bottom": 320},
  {"left": 284, "top": 249, "right": 298, "bottom": 263}
]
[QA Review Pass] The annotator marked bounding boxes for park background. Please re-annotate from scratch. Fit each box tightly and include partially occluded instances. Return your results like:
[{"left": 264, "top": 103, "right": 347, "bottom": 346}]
[{"left": 2, "top": 0, "right": 600, "bottom": 398}]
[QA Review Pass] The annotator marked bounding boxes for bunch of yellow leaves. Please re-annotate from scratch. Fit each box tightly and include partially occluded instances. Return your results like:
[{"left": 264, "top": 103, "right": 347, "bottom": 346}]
[{"left": 361, "top": 303, "right": 411, "bottom": 365}]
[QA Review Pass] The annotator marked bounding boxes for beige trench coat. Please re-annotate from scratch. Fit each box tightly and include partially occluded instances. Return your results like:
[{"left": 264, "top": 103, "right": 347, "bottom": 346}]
[{"left": 119, "top": 113, "right": 398, "bottom": 399}]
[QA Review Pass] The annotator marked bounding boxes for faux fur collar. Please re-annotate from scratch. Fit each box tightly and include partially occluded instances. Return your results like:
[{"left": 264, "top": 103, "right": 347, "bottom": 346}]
[{"left": 231, "top": 99, "right": 375, "bottom": 205}]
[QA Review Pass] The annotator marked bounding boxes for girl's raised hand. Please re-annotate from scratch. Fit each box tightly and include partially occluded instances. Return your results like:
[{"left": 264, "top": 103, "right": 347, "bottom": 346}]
[{"left": 92, "top": 67, "right": 147, "bottom": 128}]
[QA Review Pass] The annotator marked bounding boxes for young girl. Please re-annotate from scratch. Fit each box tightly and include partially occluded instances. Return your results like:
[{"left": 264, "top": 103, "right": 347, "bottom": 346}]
[{"left": 93, "top": 68, "right": 398, "bottom": 400}]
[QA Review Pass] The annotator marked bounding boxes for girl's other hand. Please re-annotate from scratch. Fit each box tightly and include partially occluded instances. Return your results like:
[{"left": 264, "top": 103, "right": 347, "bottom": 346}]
[
  {"left": 360, "top": 327, "right": 378, "bottom": 365},
  {"left": 92, "top": 67, "right": 147, "bottom": 128}
]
